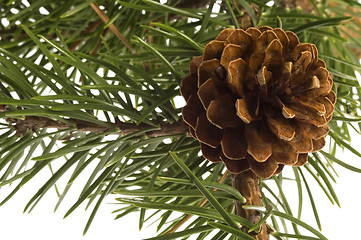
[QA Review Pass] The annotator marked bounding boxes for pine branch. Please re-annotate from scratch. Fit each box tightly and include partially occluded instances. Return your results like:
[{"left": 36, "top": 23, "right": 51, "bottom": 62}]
[{"left": 7, "top": 116, "right": 188, "bottom": 137}]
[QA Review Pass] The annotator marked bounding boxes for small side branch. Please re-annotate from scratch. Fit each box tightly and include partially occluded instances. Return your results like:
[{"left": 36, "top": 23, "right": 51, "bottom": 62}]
[{"left": 89, "top": 2, "right": 136, "bottom": 54}]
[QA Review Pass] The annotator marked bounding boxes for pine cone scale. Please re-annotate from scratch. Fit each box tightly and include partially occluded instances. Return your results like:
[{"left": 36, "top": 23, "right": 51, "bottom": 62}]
[
  {"left": 247, "top": 155, "right": 278, "bottom": 179},
  {"left": 198, "top": 77, "right": 229, "bottom": 109},
  {"left": 271, "top": 152, "right": 299, "bottom": 165},
  {"left": 300, "top": 123, "right": 329, "bottom": 140},
  {"left": 294, "top": 153, "right": 308, "bottom": 167},
  {"left": 245, "top": 122, "right": 273, "bottom": 162},
  {"left": 265, "top": 106, "right": 295, "bottom": 141},
  {"left": 274, "top": 28, "right": 290, "bottom": 50},
  {"left": 221, "top": 127, "right": 248, "bottom": 160},
  {"left": 291, "top": 96, "right": 326, "bottom": 116},
  {"left": 228, "top": 58, "right": 247, "bottom": 96},
  {"left": 221, "top": 44, "right": 247, "bottom": 70},
  {"left": 290, "top": 126, "right": 314, "bottom": 153},
  {"left": 180, "top": 74, "right": 197, "bottom": 101},
  {"left": 207, "top": 94, "right": 243, "bottom": 128},
  {"left": 236, "top": 98, "right": 255, "bottom": 124},
  {"left": 182, "top": 94, "right": 203, "bottom": 129},
  {"left": 203, "top": 40, "right": 224, "bottom": 61},
  {"left": 223, "top": 157, "right": 249, "bottom": 174},
  {"left": 225, "top": 29, "right": 253, "bottom": 48},
  {"left": 194, "top": 114, "right": 222, "bottom": 148},
  {"left": 201, "top": 143, "right": 222, "bottom": 163},
  {"left": 312, "top": 138, "right": 326, "bottom": 152},
  {"left": 198, "top": 59, "right": 220, "bottom": 86},
  {"left": 190, "top": 56, "right": 202, "bottom": 74}
]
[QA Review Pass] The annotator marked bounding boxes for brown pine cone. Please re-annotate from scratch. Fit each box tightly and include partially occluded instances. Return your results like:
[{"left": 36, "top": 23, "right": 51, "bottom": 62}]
[{"left": 180, "top": 27, "right": 335, "bottom": 179}]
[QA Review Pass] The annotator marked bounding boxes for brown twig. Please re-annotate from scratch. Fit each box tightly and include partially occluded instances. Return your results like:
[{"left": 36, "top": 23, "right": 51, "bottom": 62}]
[
  {"left": 89, "top": 2, "right": 136, "bottom": 54},
  {"left": 89, "top": 2, "right": 152, "bottom": 71},
  {"left": 166, "top": 170, "right": 229, "bottom": 234},
  {"left": 231, "top": 171, "right": 270, "bottom": 240},
  {"left": 8, "top": 116, "right": 188, "bottom": 137}
]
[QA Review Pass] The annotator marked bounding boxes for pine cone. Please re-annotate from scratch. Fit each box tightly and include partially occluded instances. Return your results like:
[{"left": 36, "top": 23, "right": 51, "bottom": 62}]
[{"left": 180, "top": 27, "right": 335, "bottom": 179}]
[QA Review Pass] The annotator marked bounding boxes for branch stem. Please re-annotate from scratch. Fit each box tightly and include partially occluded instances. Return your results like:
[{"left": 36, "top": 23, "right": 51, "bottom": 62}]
[
  {"left": 8, "top": 116, "right": 188, "bottom": 137},
  {"left": 231, "top": 170, "right": 269, "bottom": 240}
]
